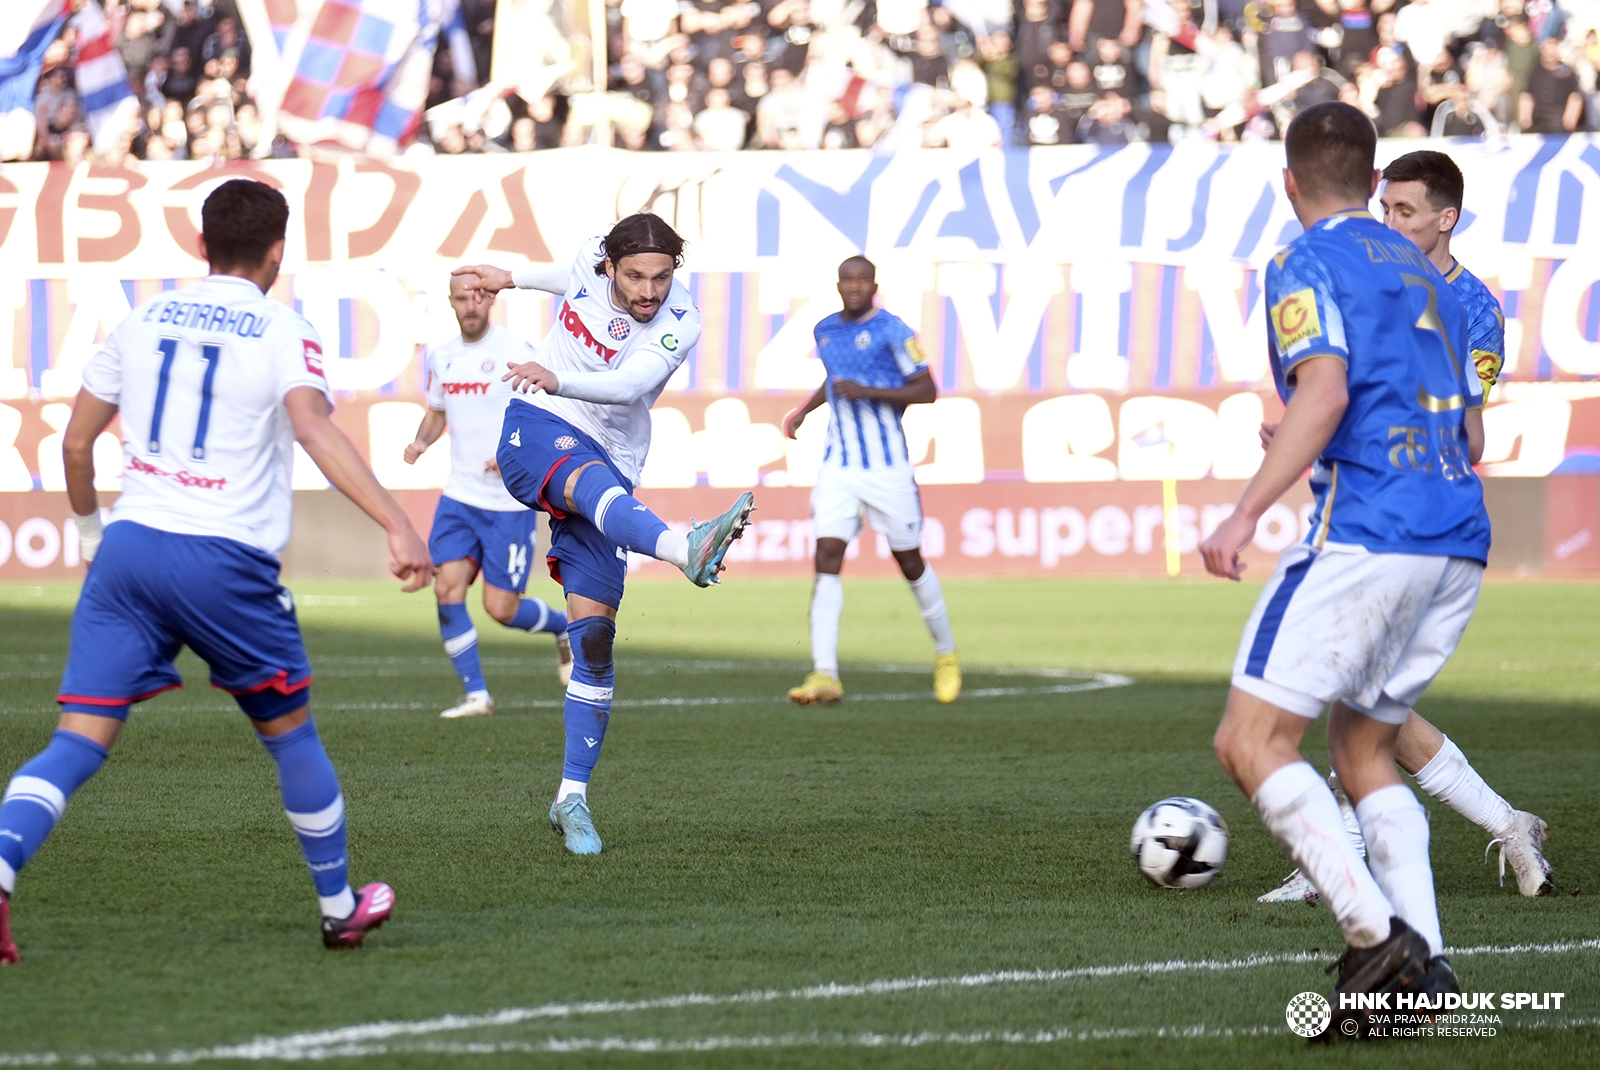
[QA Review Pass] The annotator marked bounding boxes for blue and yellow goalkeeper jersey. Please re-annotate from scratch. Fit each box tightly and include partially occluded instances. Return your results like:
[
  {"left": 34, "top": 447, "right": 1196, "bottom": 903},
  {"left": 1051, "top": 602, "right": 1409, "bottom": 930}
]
[{"left": 1265, "top": 209, "right": 1490, "bottom": 564}]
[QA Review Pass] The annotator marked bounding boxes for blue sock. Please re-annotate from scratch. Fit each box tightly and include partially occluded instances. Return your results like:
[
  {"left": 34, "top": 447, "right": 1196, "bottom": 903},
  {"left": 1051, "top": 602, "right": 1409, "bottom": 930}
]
[
  {"left": 438, "top": 602, "right": 487, "bottom": 695},
  {"left": 562, "top": 615, "right": 615, "bottom": 784},
  {"left": 568, "top": 463, "right": 669, "bottom": 557},
  {"left": 258, "top": 719, "right": 350, "bottom": 906},
  {"left": 509, "top": 597, "right": 568, "bottom": 635},
  {"left": 0, "top": 730, "right": 109, "bottom": 895}
]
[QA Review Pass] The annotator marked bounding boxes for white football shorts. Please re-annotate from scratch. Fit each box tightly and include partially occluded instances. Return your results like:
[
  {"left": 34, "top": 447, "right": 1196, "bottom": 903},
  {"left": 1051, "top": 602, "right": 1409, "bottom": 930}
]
[
  {"left": 810, "top": 463, "right": 924, "bottom": 551},
  {"left": 1232, "top": 542, "right": 1483, "bottom": 724}
]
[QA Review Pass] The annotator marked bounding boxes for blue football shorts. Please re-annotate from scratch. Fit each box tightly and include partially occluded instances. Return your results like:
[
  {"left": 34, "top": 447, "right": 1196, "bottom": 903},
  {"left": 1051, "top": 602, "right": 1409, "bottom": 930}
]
[
  {"left": 428, "top": 494, "right": 540, "bottom": 593},
  {"left": 57, "top": 521, "right": 312, "bottom": 721},
  {"left": 495, "top": 400, "right": 630, "bottom": 609}
]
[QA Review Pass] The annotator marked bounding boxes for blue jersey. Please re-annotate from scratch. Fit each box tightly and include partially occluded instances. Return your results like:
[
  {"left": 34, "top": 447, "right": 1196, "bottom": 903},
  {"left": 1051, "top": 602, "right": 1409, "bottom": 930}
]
[
  {"left": 1444, "top": 260, "right": 1505, "bottom": 393},
  {"left": 813, "top": 308, "right": 928, "bottom": 470},
  {"left": 1265, "top": 210, "right": 1490, "bottom": 563}
]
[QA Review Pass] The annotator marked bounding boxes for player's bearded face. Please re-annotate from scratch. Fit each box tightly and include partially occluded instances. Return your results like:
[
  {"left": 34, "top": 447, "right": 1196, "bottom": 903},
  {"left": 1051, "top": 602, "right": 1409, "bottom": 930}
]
[
  {"left": 607, "top": 253, "right": 676, "bottom": 322},
  {"left": 448, "top": 284, "right": 492, "bottom": 337}
]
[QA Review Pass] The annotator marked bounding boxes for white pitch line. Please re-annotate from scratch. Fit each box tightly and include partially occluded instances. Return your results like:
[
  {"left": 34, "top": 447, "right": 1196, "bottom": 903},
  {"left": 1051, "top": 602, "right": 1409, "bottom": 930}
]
[
  {"left": 3, "top": 939, "right": 1596, "bottom": 1065},
  {"left": 0, "top": 669, "right": 1133, "bottom": 716}
]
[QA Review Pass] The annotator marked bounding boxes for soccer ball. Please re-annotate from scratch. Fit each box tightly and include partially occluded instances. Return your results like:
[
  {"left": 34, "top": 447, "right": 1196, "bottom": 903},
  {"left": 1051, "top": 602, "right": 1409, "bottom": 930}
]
[{"left": 1131, "top": 797, "right": 1229, "bottom": 889}]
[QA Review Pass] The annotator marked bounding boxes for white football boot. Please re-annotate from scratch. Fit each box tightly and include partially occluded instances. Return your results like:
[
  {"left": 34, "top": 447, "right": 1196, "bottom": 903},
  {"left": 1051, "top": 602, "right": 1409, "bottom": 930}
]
[
  {"left": 440, "top": 693, "right": 495, "bottom": 719},
  {"left": 1486, "top": 811, "right": 1553, "bottom": 897}
]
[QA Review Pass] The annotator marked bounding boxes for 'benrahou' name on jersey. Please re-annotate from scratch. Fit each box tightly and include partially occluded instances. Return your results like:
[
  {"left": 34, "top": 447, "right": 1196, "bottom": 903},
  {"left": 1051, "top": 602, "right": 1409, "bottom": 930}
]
[
  {"left": 814, "top": 309, "right": 927, "bottom": 470},
  {"left": 1266, "top": 210, "right": 1490, "bottom": 563}
]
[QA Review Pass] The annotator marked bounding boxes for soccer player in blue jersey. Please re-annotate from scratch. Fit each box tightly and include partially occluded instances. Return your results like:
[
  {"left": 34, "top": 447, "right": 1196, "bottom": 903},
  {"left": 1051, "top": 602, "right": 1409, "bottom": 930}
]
[
  {"left": 782, "top": 256, "right": 959, "bottom": 706},
  {"left": 404, "top": 275, "right": 572, "bottom": 720},
  {"left": 1201, "top": 103, "right": 1490, "bottom": 1028},
  {"left": 1260, "top": 149, "right": 1552, "bottom": 904},
  {"left": 0, "top": 180, "right": 430, "bottom": 962}
]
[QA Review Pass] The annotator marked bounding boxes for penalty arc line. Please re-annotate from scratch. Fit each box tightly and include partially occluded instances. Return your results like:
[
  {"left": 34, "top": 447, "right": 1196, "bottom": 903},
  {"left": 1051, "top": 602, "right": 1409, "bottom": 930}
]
[{"left": 8, "top": 938, "right": 1592, "bottom": 1065}]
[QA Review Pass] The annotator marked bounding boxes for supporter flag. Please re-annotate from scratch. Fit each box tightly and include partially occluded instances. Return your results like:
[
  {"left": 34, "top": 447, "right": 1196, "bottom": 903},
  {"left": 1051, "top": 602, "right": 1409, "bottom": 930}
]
[
  {"left": 0, "top": 0, "right": 70, "bottom": 161},
  {"left": 70, "top": 0, "right": 139, "bottom": 156},
  {"left": 271, "top": 0, "right": 454, "bottom": 154}
]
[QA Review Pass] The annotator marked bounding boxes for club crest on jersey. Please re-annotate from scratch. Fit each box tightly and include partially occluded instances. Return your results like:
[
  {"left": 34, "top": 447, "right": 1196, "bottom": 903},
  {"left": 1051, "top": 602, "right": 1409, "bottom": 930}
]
[
  {"left": 480, "top": 358, "right": 495, "bottom": 373},
  {"left": 554, "top": 435, "right": 579, "bottom": 450},
  {"left": 302, "top": 339, "right": 325, "bottom": 378},
  {"left": 608, "top": 317, "right": 632, "bottom": 341},
  {"left": 1271, "top": 289, "right": 1322, "bottom": 351},
  {"left": 558, "top": 299, "right": 618, "bottom": 362},
  {"left": 855, "top": 331, "right": 871, "bottom": 350}
]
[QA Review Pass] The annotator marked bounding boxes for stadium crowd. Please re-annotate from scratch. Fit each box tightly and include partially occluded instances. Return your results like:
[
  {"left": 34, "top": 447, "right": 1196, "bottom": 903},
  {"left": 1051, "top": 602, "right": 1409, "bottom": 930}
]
[{"left": 12, "top": 0, "right": 1600, "bottom": 161}]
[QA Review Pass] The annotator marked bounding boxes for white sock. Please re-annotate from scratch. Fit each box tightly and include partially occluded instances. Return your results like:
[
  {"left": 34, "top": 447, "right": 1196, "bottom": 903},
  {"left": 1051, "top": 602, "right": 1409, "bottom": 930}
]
[
  {"left": 907, "top": 567, "right": 955, "bottom": 655},
  {"left": 320, "top": 885, "right": 356, "bottom": 920},
  {"left": 1253, "top": 761, "right": 1394, "bottom": 948},
  {"left": 558, "top": 777, "right": 588, "bottom": 801},
  {"left": 1330, "top": 773, "right": 1367, "bottom": 857},
  {"left": 810, "top": 573, "right": 843, "bottom": 677},
  {"left": 1412, "top": 735, "right": 1516, "bottom": 839},
  {"left": 1357, "top": 784, "right": 1443, "bottom": 957},
  {"left": 655, "top": 530, "right": 689, "bottom": 569},
  {"left": 467, "top": 689, "right": 490, "bottom": 702}
]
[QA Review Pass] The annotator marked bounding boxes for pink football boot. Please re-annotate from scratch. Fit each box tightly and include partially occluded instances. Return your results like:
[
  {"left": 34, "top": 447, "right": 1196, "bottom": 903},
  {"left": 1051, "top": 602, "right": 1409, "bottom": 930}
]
[
  {"left": 1, "top": 892, "right": 18, "bottom": 964},
  {"left": 320, "top": 882, "right": 394, "bottom": 950}
]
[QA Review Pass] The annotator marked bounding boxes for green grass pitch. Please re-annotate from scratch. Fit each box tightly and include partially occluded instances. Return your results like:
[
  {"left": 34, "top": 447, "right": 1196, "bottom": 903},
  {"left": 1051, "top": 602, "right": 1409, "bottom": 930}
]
[{"left": 0, "top": 575, "right": 1596, "bottom": 1068}]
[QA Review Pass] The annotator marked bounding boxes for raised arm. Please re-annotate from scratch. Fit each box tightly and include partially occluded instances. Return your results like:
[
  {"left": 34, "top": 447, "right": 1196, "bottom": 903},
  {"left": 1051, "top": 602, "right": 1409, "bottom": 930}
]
[
  {"left": 451, "top": 262, "right": 569, "bottom": 295},
  {"left": 286, "top": 387, "right": 433, "bottom": 591}
]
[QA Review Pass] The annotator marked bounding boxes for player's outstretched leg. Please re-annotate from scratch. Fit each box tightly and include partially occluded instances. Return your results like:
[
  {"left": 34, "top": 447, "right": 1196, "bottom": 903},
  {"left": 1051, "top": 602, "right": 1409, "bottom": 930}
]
[
  {"left": 253, "top": 712, "right": 391, "bottom": 948},
  {"left": 1399, "top": 714, "right": 1552, "bottom": 896},
  {"left": 550, "top": 614, "right": 613, "bottom": 855},
  {"left": 0, "top": 728, "right": 111, "bottom": 963},
  {"left": 894, "top": 551, "right": 960, "bottom": 703},
  {"left": 557, "top": 460, "right": 753, "bottom": 588}
]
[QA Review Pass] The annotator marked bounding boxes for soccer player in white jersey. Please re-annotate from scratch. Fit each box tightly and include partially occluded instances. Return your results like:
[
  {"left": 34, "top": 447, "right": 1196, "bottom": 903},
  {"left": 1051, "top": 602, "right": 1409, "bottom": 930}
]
[
  {"left": 782, "top": 256, "right": 960, "bottom": 706},
  {"left": 1259, "top": 149, "right": 1552, "bottom": 904},
  {"left": 453, "top": 213, "right": 753, "bottom": 856},
  {"left": 403, "top": 275, "right": 573, "bottom": 720},
  {"left": 1201, "top": 104, "right": 1492, "bottom": 1028},
  {"left": 0, "top": 180, "right": 431, "bottom": 963}
]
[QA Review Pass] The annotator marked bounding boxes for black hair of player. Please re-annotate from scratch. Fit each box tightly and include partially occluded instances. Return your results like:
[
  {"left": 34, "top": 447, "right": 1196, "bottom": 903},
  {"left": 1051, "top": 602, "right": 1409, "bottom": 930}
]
[
  {"left": 1283, "top": 102, "right": 1377, "bottom": 205},
  {"left": 595, "top": 213, "right": 686, "bottom": 276},
  {"left": 838, "top": 255, "right": 875, "bottom": 280},
  {"left": 1382, "top": 150, "right": 1465, "bottom": 213},
  {"left": 201, "top": 179, "right": 289, "bottom": 271}
]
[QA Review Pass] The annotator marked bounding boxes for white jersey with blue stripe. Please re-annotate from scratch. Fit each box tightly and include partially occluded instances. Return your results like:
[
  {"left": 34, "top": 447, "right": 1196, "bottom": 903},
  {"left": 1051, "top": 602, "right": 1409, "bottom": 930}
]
[
  {"left": 813, "top": 308, "right": 928, "bottom": 472},
  {"left": 80, "top": 274, "right": 331, "bottom": 556}
]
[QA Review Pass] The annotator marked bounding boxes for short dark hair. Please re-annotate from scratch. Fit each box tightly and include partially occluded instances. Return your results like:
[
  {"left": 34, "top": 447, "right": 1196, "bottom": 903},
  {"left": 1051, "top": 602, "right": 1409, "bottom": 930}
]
[
  {"left": 838, "top": 255, "right": 875, "bottom": 280},
  {"left": 200, "top": 179, "right": 289, "bottom": 270},
  {"left": 595, "top": 213, "right": 685, "bottom": 276},
  {"left": 1382, "top": 150, "right": 1464, "bottom": 213},
  {"left": 1284, "top": 102, "right": 1377, "bottom": 204}
]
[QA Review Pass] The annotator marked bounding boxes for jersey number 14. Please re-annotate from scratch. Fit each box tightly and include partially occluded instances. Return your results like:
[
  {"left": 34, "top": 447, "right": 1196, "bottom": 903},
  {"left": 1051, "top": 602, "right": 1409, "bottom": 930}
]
[{"left": 149, "top": 337, "right": 221, "bottom": 461}]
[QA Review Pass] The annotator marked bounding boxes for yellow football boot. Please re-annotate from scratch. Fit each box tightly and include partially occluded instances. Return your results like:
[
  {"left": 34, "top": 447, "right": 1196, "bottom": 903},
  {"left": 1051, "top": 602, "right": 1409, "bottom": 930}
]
[
  {"left": 933, "top": 651, "right": 962, "bottom": 703},
  {"left": 788, "top": 671, "right": 844, "bottom": 705}
]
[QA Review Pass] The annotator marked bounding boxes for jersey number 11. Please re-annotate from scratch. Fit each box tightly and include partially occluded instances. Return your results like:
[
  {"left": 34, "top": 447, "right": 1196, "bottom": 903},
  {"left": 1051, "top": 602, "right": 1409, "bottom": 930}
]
[{"left": 149, "top": 337, "right": 222, "bottom": 461}]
